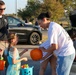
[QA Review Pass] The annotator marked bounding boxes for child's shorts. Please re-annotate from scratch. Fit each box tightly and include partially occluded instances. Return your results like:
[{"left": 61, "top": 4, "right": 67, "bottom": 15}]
[{"left": 56, "top": 53, "right": 75, "bottom": 75}]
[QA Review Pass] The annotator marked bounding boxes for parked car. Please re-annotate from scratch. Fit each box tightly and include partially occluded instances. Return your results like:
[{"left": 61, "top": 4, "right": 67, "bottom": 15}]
[{"left": 7, "top": 16, "right": 42, "bottom": 45}]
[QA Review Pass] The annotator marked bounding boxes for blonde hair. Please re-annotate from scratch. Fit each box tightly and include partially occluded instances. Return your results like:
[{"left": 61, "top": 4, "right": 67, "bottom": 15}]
[
  {"left": 8, "top": 32, "right": 17, "bottom": 43},
  {"left": 7, "top": 32, "right": 17, "bottom": 52}
]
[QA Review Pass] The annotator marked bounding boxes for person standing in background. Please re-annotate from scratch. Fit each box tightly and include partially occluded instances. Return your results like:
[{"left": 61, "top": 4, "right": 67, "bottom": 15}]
[
  {"left": 0, "top": 0, "right": 8, "bottom": 75},
  {"left": 35, "top": 18, "right": 39, "bottom": 26},
  {"left": 24, "top": 18, "right": 28, "bottom": 23}
]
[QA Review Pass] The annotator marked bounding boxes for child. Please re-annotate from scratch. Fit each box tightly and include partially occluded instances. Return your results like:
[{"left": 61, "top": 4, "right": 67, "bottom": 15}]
[
  {"left": 39, "top": 40, "right": 57, "bottom": 75},
  {"left": 4, "top": 32, "right": 28, "bottom": 75},
  {"left": 37, "top": 12, "right": 75, "bottom": 75}
]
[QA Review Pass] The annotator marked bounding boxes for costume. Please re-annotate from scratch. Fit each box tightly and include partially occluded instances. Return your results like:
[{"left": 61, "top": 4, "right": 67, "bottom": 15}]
[{"left": 4, "top": 47, "right": 21, "bottom": 75}]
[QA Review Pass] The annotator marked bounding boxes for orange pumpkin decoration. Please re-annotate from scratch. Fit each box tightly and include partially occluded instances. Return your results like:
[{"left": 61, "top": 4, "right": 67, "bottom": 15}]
[
  {"left": 0, "top": 60, "right": 6, "bottom": 70},
  {"left": 30, "top": 48, "right": 43, "bottom": 61}
]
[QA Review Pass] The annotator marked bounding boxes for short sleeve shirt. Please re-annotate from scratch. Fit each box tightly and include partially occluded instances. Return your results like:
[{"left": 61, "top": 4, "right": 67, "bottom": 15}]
[{"left": 48, "top": 22, "right": 75, "bottom": 56}]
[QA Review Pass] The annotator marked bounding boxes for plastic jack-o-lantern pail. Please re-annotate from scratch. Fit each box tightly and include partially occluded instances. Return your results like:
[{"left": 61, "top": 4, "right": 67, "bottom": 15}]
[
  {"left": 0, "top": 60, "right": 6, "bottom": 70},
  {"left": 30, "top": 48, "right": 43, "bottom": 61}
]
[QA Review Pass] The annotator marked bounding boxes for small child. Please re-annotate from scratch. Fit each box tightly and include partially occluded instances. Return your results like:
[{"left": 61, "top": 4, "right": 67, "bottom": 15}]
[{"left": 4, "top": 32, "right": 28, "bottom": 75}]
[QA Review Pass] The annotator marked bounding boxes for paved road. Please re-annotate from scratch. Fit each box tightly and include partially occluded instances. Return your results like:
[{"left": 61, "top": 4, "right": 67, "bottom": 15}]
[{"left": 16, "top": 45, "right": 76, "bottom": 75}]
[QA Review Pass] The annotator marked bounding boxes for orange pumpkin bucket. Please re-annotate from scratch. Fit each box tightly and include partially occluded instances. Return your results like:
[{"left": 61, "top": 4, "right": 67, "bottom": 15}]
[
  {"left": 30, "top": 48, "right": 43, "bottom": 61},
  {"left": 0, "top": 60, "right": 6, "bottom": 70}
]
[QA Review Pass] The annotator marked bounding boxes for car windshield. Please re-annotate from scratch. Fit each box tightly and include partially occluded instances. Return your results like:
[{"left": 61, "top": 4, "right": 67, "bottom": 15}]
[
  {"left": 16, "top": 17, "right": 25, "bottom": 23},
  {"left": 7, "top": 16, "right": 25, "bottom": 26}
]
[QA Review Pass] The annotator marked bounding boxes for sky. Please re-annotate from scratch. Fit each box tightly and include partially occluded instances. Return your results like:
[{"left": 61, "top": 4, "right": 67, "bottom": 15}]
[{"left": 2, "top": 0, "right": 27, "bottom": 14}]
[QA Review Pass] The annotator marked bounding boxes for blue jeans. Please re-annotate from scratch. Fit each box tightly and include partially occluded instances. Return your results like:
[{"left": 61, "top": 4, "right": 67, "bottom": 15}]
[
  {"left": 0, "top": 68, "right": 6, "bottom": 75},
  {"left": 56, "top": 53, "right": 75, "bottom": 75}
]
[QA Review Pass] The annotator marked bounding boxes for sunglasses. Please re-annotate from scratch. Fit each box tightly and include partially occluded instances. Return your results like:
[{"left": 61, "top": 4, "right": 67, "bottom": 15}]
[{"left": 0, "top": 8, "right": 6, "bottom": 10}]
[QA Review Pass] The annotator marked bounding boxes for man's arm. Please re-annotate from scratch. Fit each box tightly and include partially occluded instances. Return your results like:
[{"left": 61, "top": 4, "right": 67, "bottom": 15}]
[{"left": 40, "top": 44, "right": 58, "bottom": 60}]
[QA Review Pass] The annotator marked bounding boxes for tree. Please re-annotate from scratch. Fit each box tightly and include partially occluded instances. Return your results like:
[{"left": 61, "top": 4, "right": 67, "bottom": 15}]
[
  {"left": 59, "top": 0, "right": 76, "bottom": 14},
  {"left": 17, "top": 0, "right": 64, "bottom": 21},
  {"left": 42, "top": 0, "right": 64, "bottom": 21},
  {"left": 17, "top": 0, "right": 41, "bottom": 21}
]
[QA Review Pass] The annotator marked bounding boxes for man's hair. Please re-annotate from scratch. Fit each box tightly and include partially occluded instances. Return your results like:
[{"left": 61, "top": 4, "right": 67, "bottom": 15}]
[
  {"left": 37, "top": 12, "right": 51, "bottom": 20},
  {"left": 0, "top": 0, "right": 5, "bottom": 5}
]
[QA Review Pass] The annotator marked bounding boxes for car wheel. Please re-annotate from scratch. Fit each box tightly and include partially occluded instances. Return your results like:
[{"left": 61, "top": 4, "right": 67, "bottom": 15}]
[{"left": 29, "top": 32, "right": 40, "bottom": 45}]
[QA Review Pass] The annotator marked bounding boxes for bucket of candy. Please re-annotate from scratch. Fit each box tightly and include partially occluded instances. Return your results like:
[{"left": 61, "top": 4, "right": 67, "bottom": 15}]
[
  {"left": 0, "top": 56, "right": 6, "bottom": 70},
  {"left": 21, "top": 64, "right": 34, "bottom": 75}
]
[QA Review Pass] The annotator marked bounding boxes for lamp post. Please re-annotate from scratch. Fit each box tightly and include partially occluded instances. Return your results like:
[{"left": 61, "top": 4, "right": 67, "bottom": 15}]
[{"left": 15, "top": 0, "right": 17, "bottom": 17}]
